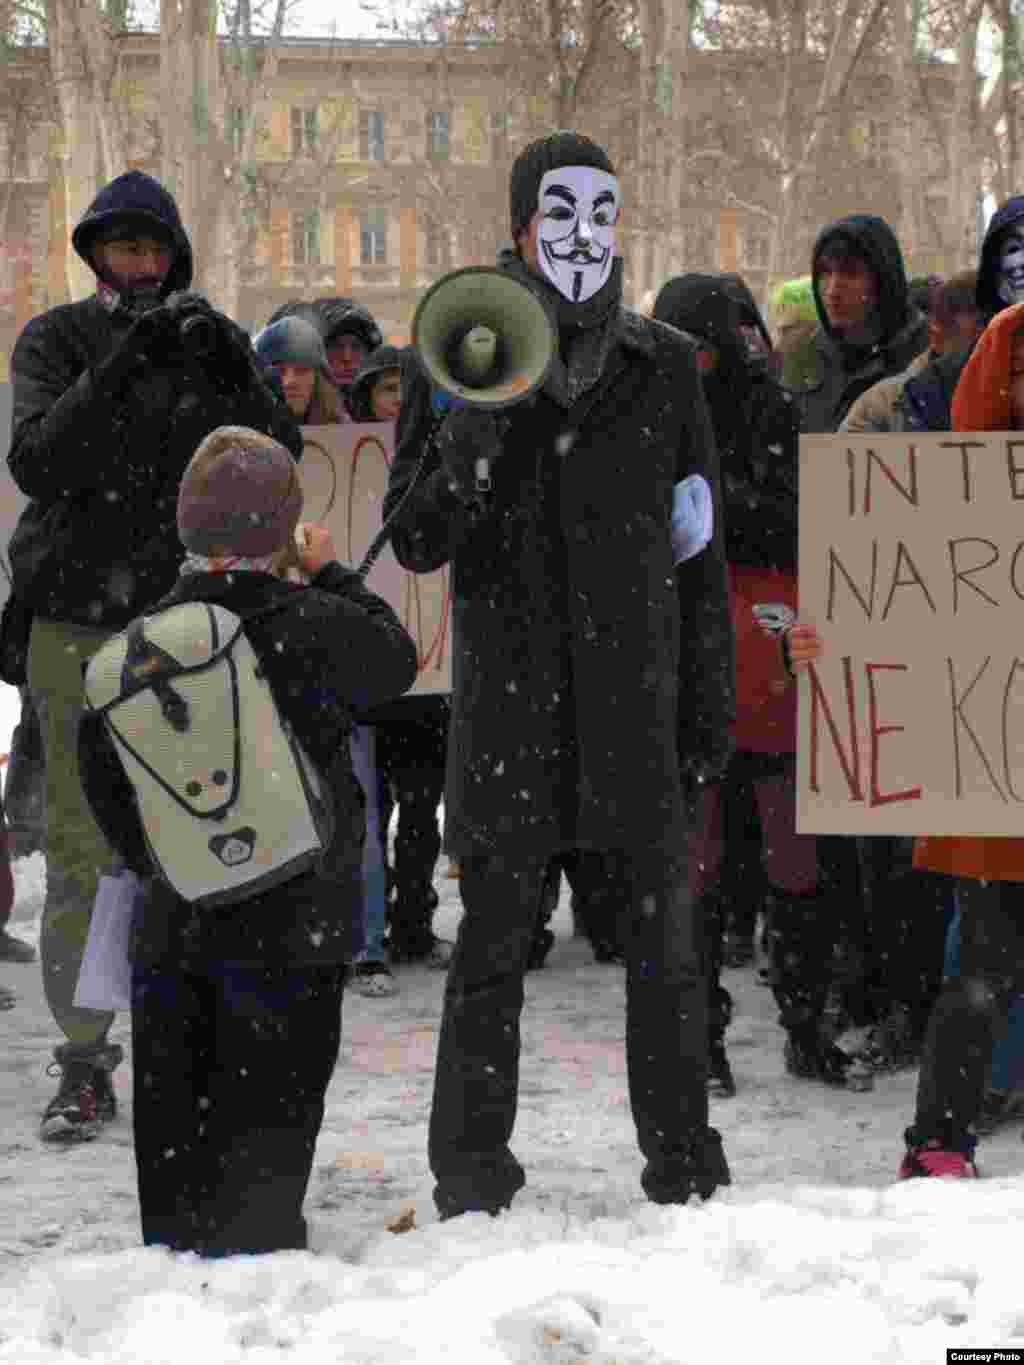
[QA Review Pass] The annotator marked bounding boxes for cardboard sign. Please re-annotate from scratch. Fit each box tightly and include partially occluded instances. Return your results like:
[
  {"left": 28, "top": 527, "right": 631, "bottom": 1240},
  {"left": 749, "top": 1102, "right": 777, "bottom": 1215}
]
[
  {"left": 0, "top": 410, "right": 451, "bottom": 697},
  {"left": 798, "top": 432, "right": 1024, "bottom": 835},
  {"left": 299, "top": 423, "right": 451, "bottom": 697}
]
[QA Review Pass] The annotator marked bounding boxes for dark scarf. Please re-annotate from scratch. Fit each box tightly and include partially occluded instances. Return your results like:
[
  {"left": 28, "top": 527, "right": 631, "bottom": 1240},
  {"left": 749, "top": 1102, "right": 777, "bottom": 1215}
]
[{"left": 496, "top": 246, "right": 624, "bottom": 409}]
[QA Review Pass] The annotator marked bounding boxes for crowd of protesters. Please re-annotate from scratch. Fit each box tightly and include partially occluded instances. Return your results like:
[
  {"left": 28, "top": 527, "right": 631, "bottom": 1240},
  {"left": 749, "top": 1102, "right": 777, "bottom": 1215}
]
[{"left": 2, "top": 132, "right": 1024, "bottom": 1256}]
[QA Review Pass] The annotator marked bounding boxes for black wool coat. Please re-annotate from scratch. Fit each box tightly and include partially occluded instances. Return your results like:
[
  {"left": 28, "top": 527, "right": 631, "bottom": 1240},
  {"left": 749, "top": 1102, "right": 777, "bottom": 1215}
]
[
  {"left": 385, "top": 310, "right": 735, "bottom": 861},
  {"left": 78, "top": 563, "right": 419, "bottom": 968}
]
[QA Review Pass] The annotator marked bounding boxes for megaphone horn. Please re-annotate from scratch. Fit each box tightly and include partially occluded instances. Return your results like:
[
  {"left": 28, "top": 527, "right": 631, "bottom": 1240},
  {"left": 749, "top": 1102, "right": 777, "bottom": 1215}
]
[{"left": 411, "top": 266, "right": 556, "bottom": 411}]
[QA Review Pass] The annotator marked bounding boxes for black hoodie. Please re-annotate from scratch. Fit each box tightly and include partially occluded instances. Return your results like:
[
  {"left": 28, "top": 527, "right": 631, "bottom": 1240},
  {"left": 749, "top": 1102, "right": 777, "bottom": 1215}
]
[
  {"left": 653, "top": 273, "right": 798, "bottom": 570},
  {"left": 9, "top": 171, "right": 301, "bottom": 628},
  {"left": 782, "top": 214, "right": 928, "bottom": 432}
]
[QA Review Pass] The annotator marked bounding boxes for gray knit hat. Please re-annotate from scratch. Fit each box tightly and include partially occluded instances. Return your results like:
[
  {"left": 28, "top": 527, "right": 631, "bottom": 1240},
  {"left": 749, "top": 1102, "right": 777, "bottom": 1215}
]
[
  {"left": 509, "top": 131, "right": 616, "bottom": 239},
  {"left": 177, "top": 426, "right": 303, "bottom": 558}
]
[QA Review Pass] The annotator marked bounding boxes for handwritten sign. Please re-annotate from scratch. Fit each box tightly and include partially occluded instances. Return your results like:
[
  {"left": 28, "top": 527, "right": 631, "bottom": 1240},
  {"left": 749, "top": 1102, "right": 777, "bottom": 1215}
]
[
  {"left": 299, "top": 423, "right": 451, "bottom": 697},
  {"left": 0, "top": 411, "right": 451, "bottom": 697},
  {"left": 798, "top": 432, "right": 1024, "bottom": 835}
]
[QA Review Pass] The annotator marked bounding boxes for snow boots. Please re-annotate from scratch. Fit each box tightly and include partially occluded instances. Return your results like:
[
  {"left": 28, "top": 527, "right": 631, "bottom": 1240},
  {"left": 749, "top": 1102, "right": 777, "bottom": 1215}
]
[{"left": 40, "top": 1047, "right": 121, "bottom": 1142}]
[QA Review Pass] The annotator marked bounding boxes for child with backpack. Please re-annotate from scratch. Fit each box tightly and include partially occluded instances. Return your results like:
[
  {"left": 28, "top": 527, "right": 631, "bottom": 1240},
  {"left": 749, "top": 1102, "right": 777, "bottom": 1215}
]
[{"left": 77, "top": 425, "right": 418, "bottom": 1256}]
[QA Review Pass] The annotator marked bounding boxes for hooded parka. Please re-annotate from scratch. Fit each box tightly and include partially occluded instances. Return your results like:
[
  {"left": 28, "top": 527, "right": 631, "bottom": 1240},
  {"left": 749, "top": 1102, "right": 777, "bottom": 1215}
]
[
  {"left": 782, "top": 214, "right": 929, "bottom": 434},
  {"left": 9, "top": 171, "right": 302, "bottom": 629},
  {"left": 653, "top": 272, "right": 798, "bottom": 754}
]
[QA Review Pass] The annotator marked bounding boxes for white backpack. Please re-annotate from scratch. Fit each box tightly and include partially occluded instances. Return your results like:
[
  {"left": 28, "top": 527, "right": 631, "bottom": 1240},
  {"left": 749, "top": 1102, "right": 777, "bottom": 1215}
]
[{"left": 84, "top": 601, "right": 333, "bottom": 908}]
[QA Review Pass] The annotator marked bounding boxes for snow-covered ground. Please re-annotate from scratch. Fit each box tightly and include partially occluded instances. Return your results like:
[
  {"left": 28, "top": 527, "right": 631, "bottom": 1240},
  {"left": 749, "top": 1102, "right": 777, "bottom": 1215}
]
[{"left": 2, "top": 681, "right": 1024, "bottom": 1364}]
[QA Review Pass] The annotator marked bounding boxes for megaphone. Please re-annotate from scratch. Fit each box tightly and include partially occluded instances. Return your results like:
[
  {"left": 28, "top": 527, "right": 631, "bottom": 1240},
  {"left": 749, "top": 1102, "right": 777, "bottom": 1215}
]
[{"left": 412, "top": 266, "right": 556, "bottom": 412}]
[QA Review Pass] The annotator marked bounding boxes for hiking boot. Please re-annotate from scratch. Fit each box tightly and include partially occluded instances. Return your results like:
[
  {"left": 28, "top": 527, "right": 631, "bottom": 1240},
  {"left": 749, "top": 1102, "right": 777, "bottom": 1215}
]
[
  {"left": 707, "top": 1042, "right": 736, "bottom": 1098},
  {"left": 591, "top": 938, "right": 626, "bottom": 965},
  {"left": 388, "top": 932, "right": 453, "bottom": 968},
  {"left": 899, "top": 1137, "right": 978, "bottom": 1179},
  {"left": 351, "top": 961, "right": 399, "bottom": 997},
  {"left": 783, "top": 1034, "right": 853, "bottom": 1087},
  {"left": 0, "top": 929, "right": 36, "bottom": 964},
  {"left": 973, "top": 1087, "right": 1024, "bottom": 1136},
  {"left": 861, "top": 1006, "right": 920, "bottom": 1074},
  {"left": 722, "top": 932, "right": 755, "bottom": 968},
  {"left": 40, "top": 1060, "right": 116, "bottom": 1142},
  {"left": 527, "top": 927, "right": 555, "bottom": 971}
]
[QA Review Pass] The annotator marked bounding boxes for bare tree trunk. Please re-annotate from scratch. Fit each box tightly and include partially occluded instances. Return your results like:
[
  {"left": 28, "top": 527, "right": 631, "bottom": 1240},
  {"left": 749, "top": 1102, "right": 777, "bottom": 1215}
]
[
  {"left": 948, "top": 11, "right": 982, "bottom": 272},
  {"left": 45, "top": 0, "right": 96, "bottom": 300},
  {"left": 890, "top": 0, "right": 921, "bottom": 270},
  {"left": 70, "top": 0, "right": 130, "bottom": 176}
]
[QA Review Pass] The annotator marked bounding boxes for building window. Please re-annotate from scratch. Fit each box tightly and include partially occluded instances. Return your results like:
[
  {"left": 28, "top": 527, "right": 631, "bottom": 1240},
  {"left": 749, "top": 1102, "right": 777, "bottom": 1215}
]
[
  {"left": 291, "top": 208, "right": 320, "bottom": 266},
  {"left": 426, "top": 110, "right": 450, "bottom": 162},
  {"left": 424, "top": 219, "right": 444, "bottom": 267},
  {"left": 359, "top": 110, "right": 385, "bottom": 162},
  {"left": 360, "top": 205, "right": 387, "bottom": 265},
  {"left": 291, "top": 106, "right": 318, "bottom": 158},
  {"left": 741, "top": 227, "right": 771, "bottom": 271}
]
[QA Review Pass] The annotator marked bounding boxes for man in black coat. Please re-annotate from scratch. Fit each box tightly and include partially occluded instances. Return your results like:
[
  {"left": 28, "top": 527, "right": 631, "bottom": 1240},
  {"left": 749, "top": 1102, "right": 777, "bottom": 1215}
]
[
  {"left": 385, "top": 131, "right": 736, "bottom": 1218},
  {"left": 8, "top": 169, "right": 302, "bottom": 1142}
]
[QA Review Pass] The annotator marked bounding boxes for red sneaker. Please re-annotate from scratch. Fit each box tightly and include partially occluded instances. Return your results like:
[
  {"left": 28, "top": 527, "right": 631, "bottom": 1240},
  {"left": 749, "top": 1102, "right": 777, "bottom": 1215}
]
[{"left": 899, "top": 1140, "right": 978, "bottom": 1179}]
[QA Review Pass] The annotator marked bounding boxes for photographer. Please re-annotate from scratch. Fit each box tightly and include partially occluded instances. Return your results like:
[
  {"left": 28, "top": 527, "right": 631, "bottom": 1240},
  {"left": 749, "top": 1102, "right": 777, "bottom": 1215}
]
[{"left": 8, "top": 169, "right": 301, "bottom": 1142}]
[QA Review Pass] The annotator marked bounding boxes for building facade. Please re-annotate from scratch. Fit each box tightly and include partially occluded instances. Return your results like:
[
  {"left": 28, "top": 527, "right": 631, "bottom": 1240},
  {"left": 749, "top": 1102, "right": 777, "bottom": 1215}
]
[{"left": 0, "top": 35, "right": 966, "bottom": 379}]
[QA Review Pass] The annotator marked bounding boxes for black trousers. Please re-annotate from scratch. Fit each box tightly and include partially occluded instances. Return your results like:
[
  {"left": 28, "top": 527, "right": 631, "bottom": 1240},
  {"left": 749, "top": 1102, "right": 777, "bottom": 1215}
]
[
  {"left": 911, "top": 877, "right": 1024, "bottom": 1149},
  {"left": 538, "top": 849, "right": 633, "bottom": 952},
  {"left": 428, "top": 850, "right": 729, "bottom": 1217},
  {"left": 131, "top": 962, "right": 345, "bottom": 1256},
  {"left": 3, "top": 687, "right": 45, "bottom": 859},
  {"left": 837, "top": 837, "right": 947, "bottom": 1034},
  {"left": 376, "top": 716, "right": 445, "bottom": 940}
]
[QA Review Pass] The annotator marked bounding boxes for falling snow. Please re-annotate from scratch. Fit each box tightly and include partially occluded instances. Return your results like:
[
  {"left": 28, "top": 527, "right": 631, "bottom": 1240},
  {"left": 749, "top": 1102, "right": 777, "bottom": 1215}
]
[{"left": 2, "top": 688, "right": 1024, "bottom": 1364}]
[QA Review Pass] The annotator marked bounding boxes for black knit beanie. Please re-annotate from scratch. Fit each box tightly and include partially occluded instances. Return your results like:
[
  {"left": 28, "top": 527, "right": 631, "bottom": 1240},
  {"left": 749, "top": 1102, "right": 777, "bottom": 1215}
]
[{"left": 509, "top": 131, "right": 617, "bottom": 239}]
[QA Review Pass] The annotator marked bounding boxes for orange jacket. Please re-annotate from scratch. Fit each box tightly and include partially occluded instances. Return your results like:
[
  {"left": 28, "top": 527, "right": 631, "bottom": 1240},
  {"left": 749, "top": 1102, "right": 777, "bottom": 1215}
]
[{"left": 914, "top": 302, "right": 1024, "bottom": 880}]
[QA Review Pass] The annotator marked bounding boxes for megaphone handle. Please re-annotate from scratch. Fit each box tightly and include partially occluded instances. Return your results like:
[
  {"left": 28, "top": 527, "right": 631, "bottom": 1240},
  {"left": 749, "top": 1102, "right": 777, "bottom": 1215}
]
[{"left": 475, "top": 457, "right": 492, "bottom": 493}]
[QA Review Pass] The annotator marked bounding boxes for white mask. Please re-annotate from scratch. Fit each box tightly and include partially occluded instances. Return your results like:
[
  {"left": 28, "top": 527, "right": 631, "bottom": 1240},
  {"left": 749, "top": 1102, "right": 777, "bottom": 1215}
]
[
  {"left": 534, "top": 165, "right": 621, "bottom": 304},
  {"left": 997, "top": 231, "right": 1024, "bottom": 306}
]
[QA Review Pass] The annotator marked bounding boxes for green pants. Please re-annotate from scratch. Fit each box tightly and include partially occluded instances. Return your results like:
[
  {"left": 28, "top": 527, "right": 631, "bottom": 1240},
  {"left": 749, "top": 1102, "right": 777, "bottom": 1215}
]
[{"left": 28, "top": 616, "right": 119, "bottom": 1061}]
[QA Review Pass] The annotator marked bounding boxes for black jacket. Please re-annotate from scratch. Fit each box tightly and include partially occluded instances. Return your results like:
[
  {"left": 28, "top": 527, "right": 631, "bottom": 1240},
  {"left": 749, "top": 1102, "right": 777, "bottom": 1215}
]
[
  {"left": 783, "top": 214, "right": 929, "bottom": 434},
  {"left": 385, "top": 302, "right": 735, "bottom": 859},
  {"left": 78, "top": 562, "right": 418, "bottom": 968},
  {"left": 9, "top": 172, "right": 302, "bottom": 628},
  {"left": 653, "top": 273, "right": 798, "bottom": 572},
  {"left": 896, "top": 198, "right": 1024, "bottom": 432}
]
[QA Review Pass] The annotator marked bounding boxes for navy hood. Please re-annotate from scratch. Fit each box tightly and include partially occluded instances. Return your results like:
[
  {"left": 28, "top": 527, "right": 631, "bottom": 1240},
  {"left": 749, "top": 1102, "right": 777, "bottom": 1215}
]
[
  {"left": 811, "top": 214, "right": 909, "bottom": 343},
  {"left": 976, "top": 196, "right": 1024, "bottom": 318},
  {"left": 71, "top": 170, "right": 193, "bottom": 296}
]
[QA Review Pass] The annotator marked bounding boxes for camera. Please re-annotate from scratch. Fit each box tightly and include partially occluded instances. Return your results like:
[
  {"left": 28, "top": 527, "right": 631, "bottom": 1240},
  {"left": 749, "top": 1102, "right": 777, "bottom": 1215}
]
[
  {"left": 165, "top": 291, "right": 221, "bottom": 359},
  {"left": 178, "top": 310, "right": 219, "bottom": 358}
]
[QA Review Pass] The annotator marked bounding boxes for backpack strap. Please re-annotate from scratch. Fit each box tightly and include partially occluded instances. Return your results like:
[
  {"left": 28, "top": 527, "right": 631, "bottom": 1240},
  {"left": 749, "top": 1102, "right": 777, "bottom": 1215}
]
[{"left": 122, "top": 621, "right": 191, "bottom": 734}]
